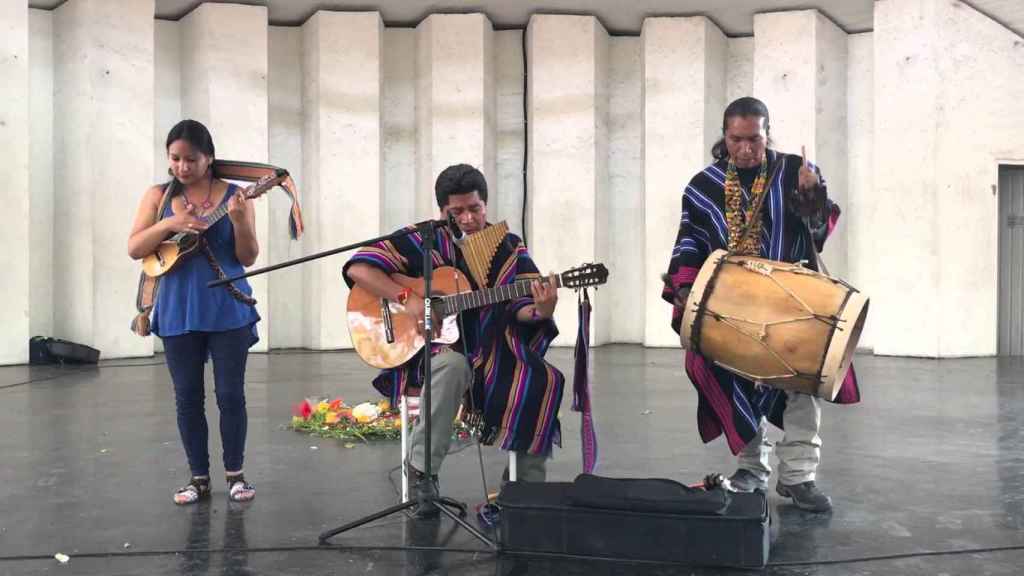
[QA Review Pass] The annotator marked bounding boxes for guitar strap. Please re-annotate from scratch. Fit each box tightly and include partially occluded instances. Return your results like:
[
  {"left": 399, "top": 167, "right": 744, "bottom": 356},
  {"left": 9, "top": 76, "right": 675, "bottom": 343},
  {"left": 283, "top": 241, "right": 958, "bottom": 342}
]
[
  {"left": 199, "top": 238, "right": 257, "bottom": 306},
  {"left": 130, "top": 160, "right": 303, "bottom": 337},
  {"left": 211, "top": 160, "right": 304, "bottom": 239}
]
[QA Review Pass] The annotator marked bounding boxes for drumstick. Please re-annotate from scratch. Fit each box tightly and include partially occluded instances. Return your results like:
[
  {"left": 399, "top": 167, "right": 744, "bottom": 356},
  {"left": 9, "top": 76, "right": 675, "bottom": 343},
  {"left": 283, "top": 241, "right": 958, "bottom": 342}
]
[
  {"left": 660, "top": 273, "right": 674, "bottom": 291},
  {"left": 662, "top": 273, "right": 691, "bottom": 308}
]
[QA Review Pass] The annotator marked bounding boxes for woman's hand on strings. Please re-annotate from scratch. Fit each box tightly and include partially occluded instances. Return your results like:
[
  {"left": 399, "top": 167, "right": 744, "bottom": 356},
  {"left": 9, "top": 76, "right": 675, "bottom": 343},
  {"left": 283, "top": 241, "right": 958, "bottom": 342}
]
[
  {"left": 228, "top": 189, "right": 253, "bottom": 225},
  {"left": 165, "top": 204, "right": 208, "bottom": 234}
]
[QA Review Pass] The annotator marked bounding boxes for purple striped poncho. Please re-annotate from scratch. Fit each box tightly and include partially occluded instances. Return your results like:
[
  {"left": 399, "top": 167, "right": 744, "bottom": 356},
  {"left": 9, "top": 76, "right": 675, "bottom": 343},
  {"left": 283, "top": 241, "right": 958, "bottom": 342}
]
[{"left": 343, "top": 224, "right": 565, "bottom": 457}]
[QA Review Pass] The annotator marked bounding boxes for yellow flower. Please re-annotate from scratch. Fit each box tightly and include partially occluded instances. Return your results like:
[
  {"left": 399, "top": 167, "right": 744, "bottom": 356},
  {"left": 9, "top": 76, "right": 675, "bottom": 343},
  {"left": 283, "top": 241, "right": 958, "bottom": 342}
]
[
  {"left": 317, "top": 401, "right": 330, "bottom": 414},
  {"left": 377, "top": 399, "right": 391, "bottom": 412},
  {"left": 325, "top": 411, "right": 341, "bottom": 425}
]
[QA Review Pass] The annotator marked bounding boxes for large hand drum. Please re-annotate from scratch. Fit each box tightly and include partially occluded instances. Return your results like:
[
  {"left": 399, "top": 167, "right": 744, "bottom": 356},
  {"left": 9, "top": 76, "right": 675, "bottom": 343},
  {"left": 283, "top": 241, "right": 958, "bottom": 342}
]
[{"left": 681, "top": 250, "right": 868, "bottom": 400}]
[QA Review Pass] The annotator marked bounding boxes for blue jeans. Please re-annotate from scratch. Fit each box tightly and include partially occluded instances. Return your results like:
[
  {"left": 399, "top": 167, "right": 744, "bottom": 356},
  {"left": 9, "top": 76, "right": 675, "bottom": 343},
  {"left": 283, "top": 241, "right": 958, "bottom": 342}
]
[{"left": 162, "top": 326, "right": 252, "bottom": 476}]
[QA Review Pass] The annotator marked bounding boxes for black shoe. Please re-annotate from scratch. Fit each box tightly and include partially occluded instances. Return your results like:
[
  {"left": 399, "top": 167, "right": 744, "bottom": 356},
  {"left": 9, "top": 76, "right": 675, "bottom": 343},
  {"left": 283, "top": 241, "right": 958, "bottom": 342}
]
[
  {"left": 727, "top": 469, "right": 768, "bottom": 492},
  {"left": 409, "top": 465, "right": 440, "bottom": 519},
  {"left": 776, "top": 481, "right": 832, "bottom": 512}
]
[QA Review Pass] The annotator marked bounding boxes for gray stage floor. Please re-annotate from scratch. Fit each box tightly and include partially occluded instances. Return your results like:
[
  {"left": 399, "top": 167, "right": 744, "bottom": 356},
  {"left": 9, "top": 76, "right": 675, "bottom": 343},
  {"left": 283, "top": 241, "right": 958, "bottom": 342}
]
[{"left": 1, "top": 346, "right": 1023, "bottom": 575}]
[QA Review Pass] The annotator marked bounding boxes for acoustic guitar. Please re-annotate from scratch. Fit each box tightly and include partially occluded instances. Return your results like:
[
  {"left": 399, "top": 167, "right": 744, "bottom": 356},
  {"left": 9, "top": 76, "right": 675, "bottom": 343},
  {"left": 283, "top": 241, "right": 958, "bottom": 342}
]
[
  {"left": 141, "top": 170, "right": 288, "bottom": 278},
  {"left": 347, "top": 263, "right": 609, "bottom": 369}
]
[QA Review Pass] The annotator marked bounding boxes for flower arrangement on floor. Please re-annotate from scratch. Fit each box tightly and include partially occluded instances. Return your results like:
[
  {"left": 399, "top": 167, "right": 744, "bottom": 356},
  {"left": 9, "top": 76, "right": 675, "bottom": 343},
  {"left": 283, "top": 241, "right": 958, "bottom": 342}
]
[
  {"left": 289, "top": 396, "right": 479, "bottom": 445},
  {"left": 290, "top": 398, "right": 402, "bottom": 441}
]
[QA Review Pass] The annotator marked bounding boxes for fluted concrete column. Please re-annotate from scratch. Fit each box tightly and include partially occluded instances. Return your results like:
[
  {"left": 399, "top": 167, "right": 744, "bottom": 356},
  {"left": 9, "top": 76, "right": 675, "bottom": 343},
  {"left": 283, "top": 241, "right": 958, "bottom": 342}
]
[
  {"left": 29, "top": 9, "right": 55, "bottom": 344},
  {"left": 608, "top": 37, "right": 643, "bottom": 343},
  {"left": 754, "top": 10, "right": 848, "bottom": 278},
  {"left": 181, "top": 3, "right": 270, "bottom": 351},
  {"left": 302, "top": 12, "right": 383, "bottom": 349},
  {"left": 415, "top": 14, "right": 496, "bottom": 220},
  {"left": 494, "top": 30, "right": 525, "bottom": 236},
  {"left": 727, "top": 37, "right": 754, "bottom": 104},
  {"left": 268, "top": 26, "right": 304, "bottom": 349},
  {"left": 846, "top": 32, "right": 873, "bottom": 350},
  {"left": 0, "top": 1, "right": 30, "bottom": 364},
  {"left": 527, "top": 15, "right": 610, "bottom": 346},
  {"left": 383, "top": 28, "right": 416, "bottom": 232},
  {"left": 53, "top": 0, "right": 154, "bottom": 359},
  {"left": 641, "top": 17, "right": 727, "bottom": 347}
]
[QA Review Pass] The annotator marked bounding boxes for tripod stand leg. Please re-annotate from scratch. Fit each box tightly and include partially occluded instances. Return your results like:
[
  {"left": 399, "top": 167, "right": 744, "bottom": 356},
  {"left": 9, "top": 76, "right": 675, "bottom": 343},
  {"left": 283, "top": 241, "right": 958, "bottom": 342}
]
[
  {"left": 437, "top": 499, "right": 498, "bottom": 549},
  {"left": 318, "top": 499, "right": 417, "bottom": 544},
  {"left": 436, "top": 496, "right": 467, "bottom": 517}
]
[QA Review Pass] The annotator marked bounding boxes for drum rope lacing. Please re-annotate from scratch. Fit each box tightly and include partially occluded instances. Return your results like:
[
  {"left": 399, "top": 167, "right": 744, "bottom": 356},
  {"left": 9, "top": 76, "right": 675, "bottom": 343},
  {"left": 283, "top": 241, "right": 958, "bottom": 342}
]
[{"left": 701, "top": 258, "right": 849, "bottom": 382}]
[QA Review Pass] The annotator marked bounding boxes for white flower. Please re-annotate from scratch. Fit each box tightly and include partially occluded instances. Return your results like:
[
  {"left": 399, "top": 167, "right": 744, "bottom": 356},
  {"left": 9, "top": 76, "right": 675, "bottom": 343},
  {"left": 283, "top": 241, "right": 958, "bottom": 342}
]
[{"left": 352, "top": 402, "right": 381, "bottom": 423}]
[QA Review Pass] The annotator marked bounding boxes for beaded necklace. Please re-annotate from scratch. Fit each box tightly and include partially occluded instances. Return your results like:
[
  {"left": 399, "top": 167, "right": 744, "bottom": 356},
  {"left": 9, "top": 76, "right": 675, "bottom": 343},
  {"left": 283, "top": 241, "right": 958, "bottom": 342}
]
[
  {"left": 183, "top": 175, "right": 214, "bottom": 213},
  {"left": 724, "top": 156, "right": 768, "bottom": 255}
]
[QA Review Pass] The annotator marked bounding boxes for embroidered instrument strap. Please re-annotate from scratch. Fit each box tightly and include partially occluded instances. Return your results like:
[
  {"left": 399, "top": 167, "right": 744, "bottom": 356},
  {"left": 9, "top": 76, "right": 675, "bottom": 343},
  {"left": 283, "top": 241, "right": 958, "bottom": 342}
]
[
  {"left": 199, "top": 238, "right": 257, "bottom": 307},
  {"left": 573, "top": 289, "right": 597, "bottom": 474},
  {"left": 212, "top": 160, "right": 304, "bottom": 238}
]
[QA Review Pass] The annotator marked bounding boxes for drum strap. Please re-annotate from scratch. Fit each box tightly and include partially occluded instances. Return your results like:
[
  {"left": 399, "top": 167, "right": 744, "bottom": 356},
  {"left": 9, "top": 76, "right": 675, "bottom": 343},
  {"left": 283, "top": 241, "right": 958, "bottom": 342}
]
[{"left": 805, "top": 221, "right": 831, "bottom": 276}]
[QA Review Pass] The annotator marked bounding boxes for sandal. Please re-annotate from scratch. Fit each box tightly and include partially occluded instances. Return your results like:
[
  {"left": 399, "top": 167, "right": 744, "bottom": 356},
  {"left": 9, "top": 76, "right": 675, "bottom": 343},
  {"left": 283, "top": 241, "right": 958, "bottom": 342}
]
[
  {"left": 173, "top": 476, "right": 211, "bottom": 505},
  {"left": 227, "top": 474, "right": 255, "bottom": 503}
]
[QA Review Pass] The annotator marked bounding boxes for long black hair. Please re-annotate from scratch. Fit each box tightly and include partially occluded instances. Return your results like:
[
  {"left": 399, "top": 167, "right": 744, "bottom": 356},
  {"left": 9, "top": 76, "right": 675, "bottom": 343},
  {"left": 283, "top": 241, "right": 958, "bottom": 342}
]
[
  {"left": 166, "top": 119, "right": 215, "bottom": 157},
  {"left": 710, "top": 97, "right": 771, "bottom": 161},
  {"left": 166, "top": 119, "right": 216, "bottom": 178}
]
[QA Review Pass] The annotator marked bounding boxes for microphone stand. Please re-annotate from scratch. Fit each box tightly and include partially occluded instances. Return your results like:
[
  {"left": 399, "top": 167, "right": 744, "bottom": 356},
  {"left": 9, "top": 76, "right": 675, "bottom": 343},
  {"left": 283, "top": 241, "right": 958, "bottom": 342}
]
[
  {"left": 209, "top": 224, "right": 431, "bottom": 287},
  {"left": 208, "top": 219, "right": 497, "bottom": 550}
]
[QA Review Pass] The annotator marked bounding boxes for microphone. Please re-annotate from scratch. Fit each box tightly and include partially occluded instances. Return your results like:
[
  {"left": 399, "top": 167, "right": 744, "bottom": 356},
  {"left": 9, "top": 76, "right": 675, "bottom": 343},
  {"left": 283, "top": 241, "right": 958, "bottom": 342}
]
[{"left": 446, "top": 211, "right": 465, "bottom": 243}]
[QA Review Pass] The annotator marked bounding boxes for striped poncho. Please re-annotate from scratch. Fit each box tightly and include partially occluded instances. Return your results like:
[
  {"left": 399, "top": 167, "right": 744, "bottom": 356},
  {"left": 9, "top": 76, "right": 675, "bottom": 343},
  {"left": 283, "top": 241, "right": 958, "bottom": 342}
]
[
  {"left": 662, "top": 149, "right": 861, "bottom": 455},
  {"left": 343, "top": 224, "right": 564, "bottom": 457}
]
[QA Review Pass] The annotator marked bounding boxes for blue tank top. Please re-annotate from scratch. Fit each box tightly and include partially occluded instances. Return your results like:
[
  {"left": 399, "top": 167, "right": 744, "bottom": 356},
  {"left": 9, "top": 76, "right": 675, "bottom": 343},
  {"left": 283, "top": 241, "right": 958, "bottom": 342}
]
[{"left": 151, "top": 184, "right": 260, "bottom": 344}]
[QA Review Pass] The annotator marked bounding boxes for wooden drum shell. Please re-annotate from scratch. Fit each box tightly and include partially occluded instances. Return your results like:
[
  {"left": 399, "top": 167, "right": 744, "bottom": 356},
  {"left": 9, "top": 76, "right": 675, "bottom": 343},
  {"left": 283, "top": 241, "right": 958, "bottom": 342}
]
[{"left": 681, "top": 250, "right": 868, "bottom": 400}]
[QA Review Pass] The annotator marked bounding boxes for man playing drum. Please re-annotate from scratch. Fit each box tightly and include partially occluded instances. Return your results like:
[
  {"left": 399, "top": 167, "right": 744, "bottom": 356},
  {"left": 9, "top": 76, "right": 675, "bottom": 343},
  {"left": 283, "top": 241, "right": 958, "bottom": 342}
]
[{"left": 662, "top": 97, "right": 860, "bottom": 512}]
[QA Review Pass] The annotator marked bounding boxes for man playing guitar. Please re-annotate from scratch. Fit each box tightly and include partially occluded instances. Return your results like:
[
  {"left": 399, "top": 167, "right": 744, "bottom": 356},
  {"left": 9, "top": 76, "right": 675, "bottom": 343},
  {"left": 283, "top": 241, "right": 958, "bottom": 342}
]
[{"left": 344, "top": 164, "right": 562, "bottom": 519}]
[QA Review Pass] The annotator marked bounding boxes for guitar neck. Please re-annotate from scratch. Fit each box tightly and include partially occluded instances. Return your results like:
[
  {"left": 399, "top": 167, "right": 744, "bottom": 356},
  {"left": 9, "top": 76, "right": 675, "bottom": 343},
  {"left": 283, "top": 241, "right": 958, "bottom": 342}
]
[
  {"left": 168, "top": 190, "right": 249, "bottom": 242},
  {"left": 444, "top": 276, "right": 563, "bottom": 315},
  {"left": 202, "top": 200, "right": 232, "bottom": 227},
  {"left": 168, "top": 201, "right": 230, "bottom": 243}
]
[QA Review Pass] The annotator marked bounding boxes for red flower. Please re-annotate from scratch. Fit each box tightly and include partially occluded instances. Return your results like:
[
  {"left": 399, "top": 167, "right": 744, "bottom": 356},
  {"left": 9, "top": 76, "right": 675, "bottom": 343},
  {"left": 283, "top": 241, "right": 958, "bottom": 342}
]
[
  {"left": 296, "top": 400, "right": 312, "bottom": 420},
  {"left": 329, "top": 398, "right": 344, "bottom": 411}
]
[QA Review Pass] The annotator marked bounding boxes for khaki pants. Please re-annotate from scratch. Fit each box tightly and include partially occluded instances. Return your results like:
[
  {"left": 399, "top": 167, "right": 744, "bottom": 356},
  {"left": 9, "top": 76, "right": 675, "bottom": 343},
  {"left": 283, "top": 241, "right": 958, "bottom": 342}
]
[
  {"left": 736, "top": 392, "right": 821, "bottom": 485},
  {"left": 409, "top": 351, "right": 547, "bottom": 482}
]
